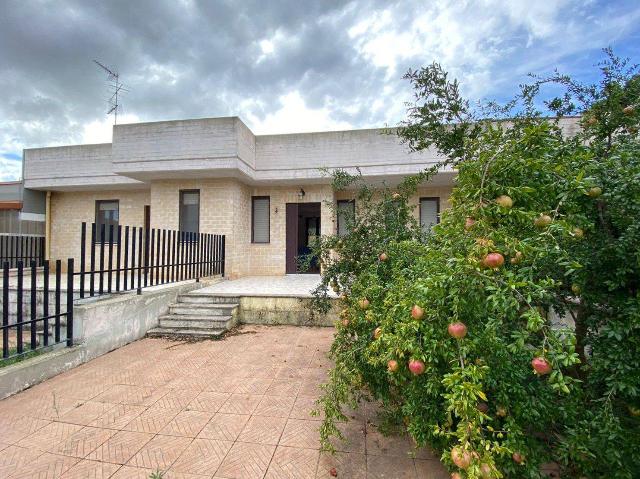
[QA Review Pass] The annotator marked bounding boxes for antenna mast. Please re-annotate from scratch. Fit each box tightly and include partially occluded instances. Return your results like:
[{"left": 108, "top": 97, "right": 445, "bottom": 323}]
[{"left": 93, "top": 60, "right": 129, "bottom": 124}]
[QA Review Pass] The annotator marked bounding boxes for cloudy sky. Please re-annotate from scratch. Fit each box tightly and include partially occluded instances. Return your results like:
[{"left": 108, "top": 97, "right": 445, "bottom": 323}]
[{"left": 1, "top": 0, "right": 639, "bottom": 181}]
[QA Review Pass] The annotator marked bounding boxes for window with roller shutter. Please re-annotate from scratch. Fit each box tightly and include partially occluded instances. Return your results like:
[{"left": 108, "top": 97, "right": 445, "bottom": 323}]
[{"left": 252, "top": 196, "right": 270, "bottom": 243}]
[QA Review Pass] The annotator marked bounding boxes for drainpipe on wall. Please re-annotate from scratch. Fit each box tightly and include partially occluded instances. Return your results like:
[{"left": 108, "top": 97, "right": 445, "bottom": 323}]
[{"left": 45, "top": 191, "right": 51, "bottom": 261}]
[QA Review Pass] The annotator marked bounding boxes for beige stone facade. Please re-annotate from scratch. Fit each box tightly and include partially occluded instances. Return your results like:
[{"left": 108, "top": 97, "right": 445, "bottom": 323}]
[{"left": 48, "top": 181, "right": 452, "bottom": 277}]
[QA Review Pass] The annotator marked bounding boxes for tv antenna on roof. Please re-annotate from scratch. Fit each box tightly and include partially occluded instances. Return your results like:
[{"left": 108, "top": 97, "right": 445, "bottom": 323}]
[{"left": 93, "top": 59, "right": 129, "bottom": 124}]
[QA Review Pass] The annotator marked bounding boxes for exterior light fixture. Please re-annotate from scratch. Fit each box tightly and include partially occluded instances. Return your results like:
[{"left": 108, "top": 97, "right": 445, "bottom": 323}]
[{"left": 298, "top": 188, "right": 306, "bottom": 200}]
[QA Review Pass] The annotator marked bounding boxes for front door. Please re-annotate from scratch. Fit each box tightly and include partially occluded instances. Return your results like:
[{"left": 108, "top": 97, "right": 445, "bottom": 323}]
[{"left": 285, "top": 202, "right": 321, "bottom": 273}]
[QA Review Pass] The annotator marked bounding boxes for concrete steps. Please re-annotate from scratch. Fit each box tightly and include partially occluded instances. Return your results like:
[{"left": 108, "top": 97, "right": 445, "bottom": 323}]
[{"left": 147, "top": 292, "right": 239, "bottom": 339}]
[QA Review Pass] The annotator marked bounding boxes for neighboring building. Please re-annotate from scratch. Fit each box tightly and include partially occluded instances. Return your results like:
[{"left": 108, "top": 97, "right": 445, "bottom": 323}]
[
  {"left": 20, "top": 116, "right": 578, "bottom": 278},
  {"left": 0, "top": 181, "right": 45, "bottom": 236}
]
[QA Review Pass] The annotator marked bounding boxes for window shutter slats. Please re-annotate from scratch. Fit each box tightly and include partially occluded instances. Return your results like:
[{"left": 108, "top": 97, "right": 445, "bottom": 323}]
[
  {"left": 252, "top": 197, "right": 270, "bottom": 243},
  {"left": 420, "top": 198, "right": 439, "bottom": 234}
]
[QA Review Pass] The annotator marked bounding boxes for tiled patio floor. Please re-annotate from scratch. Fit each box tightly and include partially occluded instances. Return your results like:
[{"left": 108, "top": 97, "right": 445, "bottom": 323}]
[
  {"left": 0, "top": 325, "right": 447, "bottom": 478},
  {"left": 197, "top": 275, "right": 336, "bottom": 298}
]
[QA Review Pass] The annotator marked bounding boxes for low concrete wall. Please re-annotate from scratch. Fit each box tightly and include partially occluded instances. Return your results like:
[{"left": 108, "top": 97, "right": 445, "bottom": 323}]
[
  {"left": 0, "top": 277, "right": 220, "bottom": 399},
  {"left": 239, "top": 296, "right": 338, "bottom": 327}
]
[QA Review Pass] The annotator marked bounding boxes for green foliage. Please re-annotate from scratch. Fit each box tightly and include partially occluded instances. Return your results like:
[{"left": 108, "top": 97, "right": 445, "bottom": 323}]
[{"left": 314, "top": 50, "right": 640, "bottom": 478}]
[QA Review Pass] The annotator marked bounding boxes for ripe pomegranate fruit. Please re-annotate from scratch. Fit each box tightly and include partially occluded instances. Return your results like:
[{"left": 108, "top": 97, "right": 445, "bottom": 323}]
[
  {"left": 392, "top": 192, "right": 401, "bottom": 200},
  {"left": 451, "top": 473, "right": 463, "bottom": 479},
  {"left": 480, "top": 463, "right": 493, "bottom": 479},
  {"left": 496, "top": 406, "right": 507, "bottom": 417},
  {"left": 373, "top": 327, "right": 382, "bottom": 340},
  {"left": 534, "top": 214, "right": 552, "bottom": 228},
  {"left": 587, "top": 186, "right": 602, "bottom": 198},
  {"left": 573, "top": 227, "right": 584, "bottom": 238},
  {"left": 341, "top": 319, "right": 349, "bottom": 327},
  {"left": 571, "top": 284, "right": 581, "bottom": 295},
  {"left": 408, "top": 359, "right": 425, "bottom": 376},
  {"left": 512, "top": 452, "right": 524, "bottom": 464},
  {"left": 477, "top": 402, "right": 489, "bottom": 414},
  {"left": 329, "top": 467, "right": 338, "bottom": 477},
  {"left": 451, "top": 447, "right": 471, "bottom": 469},
  {"left": 510, "top": 251, "right": 523, "bottom": 265},
  {"left": 495, "top": 195, "right": 513, "bottom": 208},
  {"left": 531, "top": 356, "right": 552, "bottom": 375},
  {"left": 464, "top": 217, "right": 476, "bottom": 230},
  {"left": 482, "top": 252, "right": 504, "bottom": 269},
  {"left": 379, "top": 252, "right": 388, "bottom": 262},
  {"left": 411, "top": 305, "right": 424, "bottom": 320},
  {"left": 387, "top": 359, "right": 399, "bottom": 372},
  {"left": 448, "top": 322, "right": 468, "bottom": 339},
  {"left": 623, "top": 105, "right": 635, "bottom": 116},
  {"left": 358, "top": 298, "right": 370, "bottom": 310}
]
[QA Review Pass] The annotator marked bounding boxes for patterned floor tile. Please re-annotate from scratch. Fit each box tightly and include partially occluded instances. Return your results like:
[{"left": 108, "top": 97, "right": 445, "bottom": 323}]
[
  {"left": 414, "top": 459, "right": 450, "bottom": 478},
  {"left": 187, "top": 390, "right": 231, "bottom": 413},
  {"left": 87, "top": 430, "right": 154, "bottom": 464},
  {"left": 89, "top": 404, "right": 147, "bottom": 430},
  {"left": 215, "top": 442, "right": 276, "bottom": 479},
  {"left": 58, "top": 401, "right": 116, "bottom": 426},
  {"left": 0, "top": 445, "right": 42, "bottom": 478},
  {"left": 218, "top": 394, "right": 262, "bottom": 415},
  {"left": 316, "top": 451, "right": 366, "bottom": 479},
  {"left": 234, "top": 377, "right": 274, "bottom": 395},
  {"left": 94, "top": 384, "right": 167, "bottom": 406},
  {"left": 160, "top": 410, "right": 213, "bottom": 437},
  {"left": 50, "top": 425, "right": 116, "bottom": 458},
  {"left": 124, "top": 406, "right": 181, "bottom": 434},
  {"left": 265, "top": 446, "right": 319, "bottom": 479},
  {"left": 198, "top": 413, "right": 250, "bottom": 441},
  {"left": 254, "top": 395, "right": 295, "bottom": 418},
  {"left": 265, "top": 379, "right": 302, "bottom": 397},
  {"left": 367, "top": 454, "right": 418, "bottom": 479},
  {"left": 0, "top": 415, "right": 51, "bottom": 444},
  {"left": 366, "top": 427, "right": 415, "bottom": 457},
  {"left": 170, "top": 438, "right": 233, "bottom": 475},
  {"left": 279, "top": 419, "right": 321, "bottom": 450},
  {"left": 59, "top": 458, "right": 121, "bottom": 478},
  {"left": 17, "top": 421, "right": 84, "bottom": 451},
  {"left": 10, "top": 452, "right": 80, "bottom": 479},
  {"left": 110, "top": 465, "right": 154, "bottom": 478},
  {"left": 127, "top": 434, "right": 191, "bottom": 470},
  {"left": 289, "top": 396, "right": 323, "bottom": 421},
  {"left": 237, "top": 415, "right": 287, "bottom": 445},
  {"left": 152, "top": 389, "right": 201, "bottom": 410}
]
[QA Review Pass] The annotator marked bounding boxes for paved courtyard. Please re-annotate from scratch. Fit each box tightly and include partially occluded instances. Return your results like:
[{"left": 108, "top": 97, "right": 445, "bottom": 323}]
[{"left": 0, "top": 325, "right": 447, "bottom": 478}]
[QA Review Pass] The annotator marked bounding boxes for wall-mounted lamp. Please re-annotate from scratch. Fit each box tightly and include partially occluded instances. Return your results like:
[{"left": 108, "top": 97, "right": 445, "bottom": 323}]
[{"left": 298, "top": 188, "right": 306, "bottom": 200}]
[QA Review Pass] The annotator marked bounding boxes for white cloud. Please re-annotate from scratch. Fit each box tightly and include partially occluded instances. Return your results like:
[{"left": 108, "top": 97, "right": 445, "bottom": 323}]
[
  {"left": 0, "top": 158, "right": 22, "bottom": 181},
  {"left": 243, "top": 91, "right": 353, "bottom": 135},
  {"left": 81, "top": 113, "right": 140, "bottom": 144}
]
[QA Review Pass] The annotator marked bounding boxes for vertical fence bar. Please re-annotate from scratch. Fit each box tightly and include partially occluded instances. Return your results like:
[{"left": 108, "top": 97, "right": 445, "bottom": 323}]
[
  {"left": 107, "top": 225, "right": 114, "bottom": 293},
  {"left": 161, "top": 229, "right": 166, "bottom": 285},
  {"left": 214, "top": 235, "right": 219, "bottom": 275},
  {"left": 190, "top": 232, "right": 196, "bottom": 279},
  {"left": 43, "top": 260, "right": 49, "bottom": 347},
  {"left": 89, "top": 224, "right": 96, "bottom": 297},
  {"left": 30, "top": 260, "right": 37, "bottom": 350},
  {"left": 116, "top": 225, "right": 122, "bottom": 292},
  {"left": 155, "top": 228, "right": 161, "bottom": 285},
  {"left": 144, "top": 227, "right": 149, "bottom": 288},
  {"left": 197, "top": 233, "right": 203, "bottom": 281},
  {"left": 221, "top": 235, "right": 226, "bottom": 277},
  {"left": 170, "top": 230, "right": 176, "bottom": 283},
  {"left": 66, "top": 258, "right": 74, "bottom": 347},
  {"left": 16, "top": 261, "right": 23, "bottom": 354},
  {"left": 130, "top": 227, "right": 136, "bottom": 291},
  {"left": 149, "top": 228, "right": 155, "bottom": 286},
  {"left": 55, "top": 260, "right": 61, "bottom": 342},
  {"left": 40, "top": 236, "right": 45, "bottom": 266},
  {"left": 137, "top": 227, "right": 143, "bottom": 294},
  {"left": 2, "top": 262, "right": 8, "bottom": 358},
  {"left": 80, "top": 222, "right": 86, "bottom": 299},
  {"left": 123, "top": 226, "right": 129, "bottom": 291},
  {"left": 99, "top": 224, "right": 105, "bottom": 295}
]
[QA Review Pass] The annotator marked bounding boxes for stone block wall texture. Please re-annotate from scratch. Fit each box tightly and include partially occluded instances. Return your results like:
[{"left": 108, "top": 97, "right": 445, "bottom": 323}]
[
  {"left": 48, "top": 180, "right": 452, "bottom": 277},
  {"left": 49, "top": 189, "right": 150, "bottom": 268}
]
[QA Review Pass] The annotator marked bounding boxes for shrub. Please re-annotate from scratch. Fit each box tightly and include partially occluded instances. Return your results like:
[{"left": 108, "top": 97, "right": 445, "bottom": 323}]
[{"left": 313, "top": 50, "right": 640, "bottom": 478}]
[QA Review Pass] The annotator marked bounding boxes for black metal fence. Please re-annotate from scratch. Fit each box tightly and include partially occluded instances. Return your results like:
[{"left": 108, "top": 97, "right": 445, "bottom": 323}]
[
  {"left": 0, "top": 234, "right": 45, "bottom": 269},
  {"left": 2, "top": 259, "right": 74, "bottom": 360},
  {"left": 77, "top": 222, "right": 225, "bottom": 298}
]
